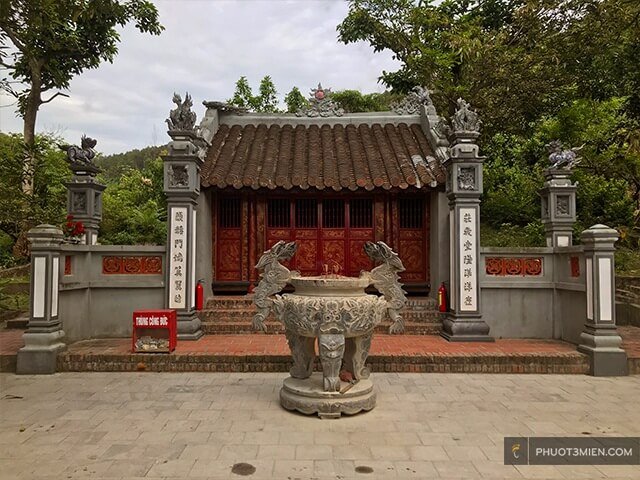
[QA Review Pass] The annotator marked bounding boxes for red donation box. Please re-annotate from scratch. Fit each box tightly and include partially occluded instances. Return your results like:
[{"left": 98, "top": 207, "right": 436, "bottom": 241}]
[{"left": 132, "top": 309, "right": 177, "bottom": 353}]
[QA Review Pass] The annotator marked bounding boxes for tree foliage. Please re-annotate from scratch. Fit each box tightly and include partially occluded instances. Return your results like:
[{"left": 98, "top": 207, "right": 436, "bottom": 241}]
[
  {"left": 228, "top": 75, "right": 280, "bottom": 113},
  {"left": 338, "top": 0, "right": 640, "bottom": 134},
  {"left": 0, "top": 133, "right": 69, "bottom": 260},
  {"left": 99, "top": 154, "right": 166, "bottom": 245},
  {"left": 94, "top": 144, "right": 166, "bottom": 183},
  {"left": 284, "top": 86, "right": 307, "bottom": 113},
  {"left": 339, "top": 0, "right": 640, "bottom": 250},
  {"left": 330, "top": 89, "right": 401, "bottom": 113}
]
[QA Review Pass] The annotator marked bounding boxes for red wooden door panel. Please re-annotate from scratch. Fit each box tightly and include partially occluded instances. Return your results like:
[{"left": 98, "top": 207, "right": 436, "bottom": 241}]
[
  {"left": 217, "top": 197, "right": 243, "bottom": 281},
  {"left": 397, "top": 197, "right": 428, "bottom": 283}
]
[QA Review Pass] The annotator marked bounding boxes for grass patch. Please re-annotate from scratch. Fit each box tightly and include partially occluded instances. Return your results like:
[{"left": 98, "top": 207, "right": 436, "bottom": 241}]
[
  {"left": 480, "top": 222, "right": 545, "bottom": 248},
  {"left": 616, "top": 247, "right": 640, "bottom": 276},
  {"left": 0, "top": 274, "right": 30, "bottom": 316}
]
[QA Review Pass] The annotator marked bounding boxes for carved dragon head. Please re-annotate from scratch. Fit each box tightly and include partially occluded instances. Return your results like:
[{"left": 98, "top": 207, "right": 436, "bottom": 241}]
[
  {"left": 364, "top": 241, "right": 406, "bottom": 272},
  {"left": 255, "top": 240, "right": 298, "bottom": 270}
]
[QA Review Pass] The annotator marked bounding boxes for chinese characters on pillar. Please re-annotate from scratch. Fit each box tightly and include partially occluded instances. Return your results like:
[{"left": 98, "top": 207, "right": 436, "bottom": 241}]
[
  {"left": 459, "top": 207, "right": 477, "bottom": 311},
  {"left": 169, "top": 207, "right": 187, "bottom": 309}
]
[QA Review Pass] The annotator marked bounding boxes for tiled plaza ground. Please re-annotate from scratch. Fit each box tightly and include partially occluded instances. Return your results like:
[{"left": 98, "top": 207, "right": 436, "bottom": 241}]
[{"left": 1, "top": 372, "right": 639, "bottom": 480}]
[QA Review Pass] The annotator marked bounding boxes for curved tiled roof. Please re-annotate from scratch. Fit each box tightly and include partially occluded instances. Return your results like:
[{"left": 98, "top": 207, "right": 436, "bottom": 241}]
[{"left": 200, "top": 122, "right": 445, "bottom": 191}]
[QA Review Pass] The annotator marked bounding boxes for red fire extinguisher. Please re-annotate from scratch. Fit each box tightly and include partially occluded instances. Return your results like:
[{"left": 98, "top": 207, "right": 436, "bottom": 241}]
[
  {"left": 438, "top": 282, "right": 448, "bottom": 312},
  {"left": 195, "top": 279, "right": 204, "bottom": 311}
]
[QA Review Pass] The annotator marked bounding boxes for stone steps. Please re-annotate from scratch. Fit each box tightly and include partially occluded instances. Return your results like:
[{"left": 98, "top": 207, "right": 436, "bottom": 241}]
[
  {"left": 201, "top": 320, "right": 442, "bottom": 336},
  {"left": 202, "top": 296, "right": 439, "bottom": 317},
  {"left": 616, "top": 288, "right": 638, "bottom": 303},
  {"left": 199, "top": 308, "right": 440, "bottom": 323},
  {"left": 54, "top": 334, "right": 591, "bottom": 374}
]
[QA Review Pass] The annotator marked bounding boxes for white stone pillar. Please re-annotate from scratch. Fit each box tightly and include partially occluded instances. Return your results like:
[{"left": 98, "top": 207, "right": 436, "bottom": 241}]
[
  {"left": 17, "top": 225, "right": 67, "bottom": 374},
  {"left": 578, "top": 224, "right": 627, "bottom": 376}
]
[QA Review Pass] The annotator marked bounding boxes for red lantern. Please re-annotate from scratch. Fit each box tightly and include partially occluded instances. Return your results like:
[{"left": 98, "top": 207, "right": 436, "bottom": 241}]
[
  {"left": 195, "top": 280, "right": 204, "bottom": 311},
  {"left": 438, "top": 282, "right": 448, "bottom": 312}
]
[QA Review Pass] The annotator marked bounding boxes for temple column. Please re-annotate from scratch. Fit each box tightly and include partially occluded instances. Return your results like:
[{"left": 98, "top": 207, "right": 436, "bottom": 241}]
[
  {"left": 578, "top": 225, "right": 627, "bottom": 376},
  {"left": 441, "top": 99, "right": 493, "bottom": 342},
  {"left": 17, "top": 225, "right": 66, "bottom": 374},
  {"left": 539, "top": 168, "right": 577, "bottom": 247},
  {"left": 163, "top": 130, "right": 204, "bottom": 340},
  {"left": 61, "top": 137, "right": 105, "bottom": 245}
]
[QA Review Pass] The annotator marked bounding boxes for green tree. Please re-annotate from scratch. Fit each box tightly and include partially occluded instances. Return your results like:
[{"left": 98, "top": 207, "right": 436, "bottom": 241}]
[
  {"left": 0, "top": 0, "right": 163, "bottom": 194},
  {"left": 229, "top": 76, "right": 255, "bottom": 110},
  {"left": 284, "top": 86, "right": 307, "bottom": 113},
  {"left": 94, "top": 144, "right": 166, "bottom": 183},
  {"left": 331, "top": 89, "right": 399, "bottom": 113},
  {"left": 0, "top": 133, "right": 69, "bottom": 259},
  {"left": 228, "top": 75, "right": 281, "bottom": 113},
  {"left": 100, "top": 155, "right": 166, "bottom": 245},
  {"left": 255, "top": 75, "right": 279, "bottom": 113},
  {"left": 337, "top": 0, "right": 640, "bottom": 135}
]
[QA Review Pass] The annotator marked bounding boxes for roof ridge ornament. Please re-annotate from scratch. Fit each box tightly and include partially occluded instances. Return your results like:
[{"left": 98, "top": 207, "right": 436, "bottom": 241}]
[
  {"left": 451, "top": 98, "right": 481, "bottom": 134},
  {"left": 391, "top": 86, "right": 436, "bottom": 115},
  {"left": 295, "top": 83, "right": 344, "bottom": 117},
  {"left": 166, "top": 92, "right": 197, "bottom": 132}
]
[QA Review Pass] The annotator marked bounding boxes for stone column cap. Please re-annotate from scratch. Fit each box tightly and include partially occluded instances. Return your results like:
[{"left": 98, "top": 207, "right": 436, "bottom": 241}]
[
  {"left": 581, "top": 224, "right": 619, "bottom": 249},
  {"left": 27, "top": 224, "right": 64, "bottom": 246},
  {"left": 582, "top": 224, "right": 619, "bottom": 239}
]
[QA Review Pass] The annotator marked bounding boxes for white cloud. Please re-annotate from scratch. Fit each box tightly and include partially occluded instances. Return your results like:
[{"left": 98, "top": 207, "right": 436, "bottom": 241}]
[{"left": 0, "top": 0, "right": 400, "bottom": 154}]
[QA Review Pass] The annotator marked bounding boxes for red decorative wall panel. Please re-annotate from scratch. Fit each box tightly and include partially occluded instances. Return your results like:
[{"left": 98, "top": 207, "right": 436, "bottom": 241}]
[
  {"left": 102, "top": 256, "right": 162, "bottom": 274},
  {"left": 485, "top": 257, "right": 543, "bottom": 276},
  {"left": 570, "top": 256, "right": 580, "bottom": 277},
  {"left": 64, "top": 256, "right": 72, "bottom": 275}
]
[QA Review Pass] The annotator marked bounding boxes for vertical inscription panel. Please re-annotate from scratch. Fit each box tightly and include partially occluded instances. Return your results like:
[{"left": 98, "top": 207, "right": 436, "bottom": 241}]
[
  {"left": 169, "top": 207, "right": 187, "bottom": 309},
  {"left": 459, "top": 207, "right": 477, "bottom": 312},
  {"left": 51, "top": 256, "right": 59, "bottom": 318},
  {"left": 598, "top": 257, "right": 613, "bottom": 322},
  {"left": 33, "top": 256, "right": 46, "bottom": 318},
  {"left": 586, "top": 257, "right": 593, "bottom": 321},
  {"left": 191, "top": 210, "right": 197, "bottom": 310}
]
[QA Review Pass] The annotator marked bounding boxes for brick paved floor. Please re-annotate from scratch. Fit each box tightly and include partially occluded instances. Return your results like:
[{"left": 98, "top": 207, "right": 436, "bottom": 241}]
[
  {"left": 5, "top": 327, "right": 639, "bottom": 357},
  {"left": 61, "top": 334, "right": 583, "bottom": 356},
  {"left": 1, "top": 372, "right": 639, "bottom": 479}
]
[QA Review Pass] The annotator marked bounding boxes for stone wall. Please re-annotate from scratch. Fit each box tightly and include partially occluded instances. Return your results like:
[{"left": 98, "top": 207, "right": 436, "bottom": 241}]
[
  {"left": 480, "top": 246, "right": 586, "bottom": 341},
  {"left": 616, "top": 276, "right": 640, "bottom": 327},
  {"left": 59, "top": 245, "right": 166, "bottom": 342}
]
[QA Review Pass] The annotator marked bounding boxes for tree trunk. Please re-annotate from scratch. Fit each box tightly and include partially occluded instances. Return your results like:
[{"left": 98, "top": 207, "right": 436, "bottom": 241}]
[{"left": 22, "top": 65, "right": 42, "bottom": 196}]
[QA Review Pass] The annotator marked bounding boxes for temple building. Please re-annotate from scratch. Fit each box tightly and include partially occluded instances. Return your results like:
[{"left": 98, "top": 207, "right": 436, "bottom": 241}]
[{"left": 192, "top": 85, "right": 450, "bottom": 297}]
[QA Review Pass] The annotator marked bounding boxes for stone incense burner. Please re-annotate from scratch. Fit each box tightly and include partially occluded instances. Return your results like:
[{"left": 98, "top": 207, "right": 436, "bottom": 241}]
[{"left": 252, "top": 240, "right": 407, "bottom": 419}]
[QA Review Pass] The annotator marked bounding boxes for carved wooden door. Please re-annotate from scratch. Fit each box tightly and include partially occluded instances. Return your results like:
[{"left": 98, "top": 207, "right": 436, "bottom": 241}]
[
  {"left": 397, "top": 196, "right": 428, "bottom": 284},
  {"left": 216, "top": 196, "right": 243, "bottom": 281},
  {"left": 264, "top": 197, "right": 375, "bottom": 277}
]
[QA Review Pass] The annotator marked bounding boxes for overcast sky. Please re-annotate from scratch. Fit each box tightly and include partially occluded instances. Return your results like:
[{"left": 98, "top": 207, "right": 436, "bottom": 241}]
[{"left": 0, "top": 0, "right": 400, "bottom": 155}]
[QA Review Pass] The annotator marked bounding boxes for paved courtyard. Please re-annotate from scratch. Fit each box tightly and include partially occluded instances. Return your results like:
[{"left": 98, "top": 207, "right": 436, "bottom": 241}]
[{"left": 1, "top": 372, "right": 639, "bottom": 480}]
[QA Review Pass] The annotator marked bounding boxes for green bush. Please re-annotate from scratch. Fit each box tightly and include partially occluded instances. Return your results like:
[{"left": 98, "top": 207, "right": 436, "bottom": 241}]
[{"left": 99, "top": 156, "right": 167, "bottom": 245}]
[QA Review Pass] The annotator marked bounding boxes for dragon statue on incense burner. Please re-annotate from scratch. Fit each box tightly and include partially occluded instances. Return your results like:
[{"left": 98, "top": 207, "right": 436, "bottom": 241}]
[{"left": 252, "top": 241, "right": 406, "bottom": 393}]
